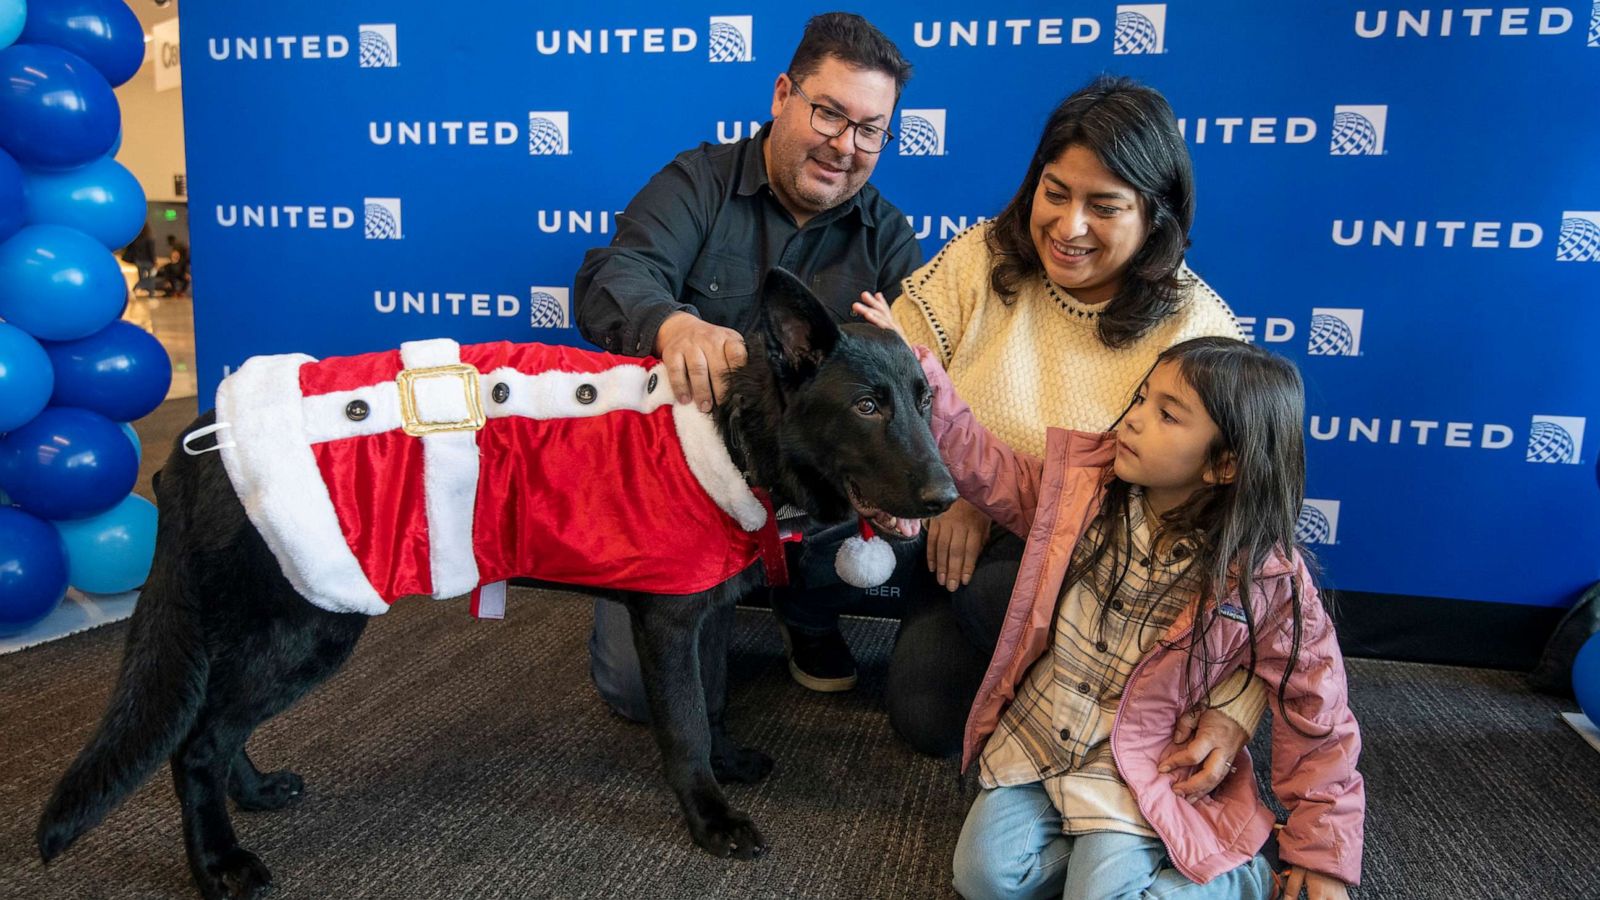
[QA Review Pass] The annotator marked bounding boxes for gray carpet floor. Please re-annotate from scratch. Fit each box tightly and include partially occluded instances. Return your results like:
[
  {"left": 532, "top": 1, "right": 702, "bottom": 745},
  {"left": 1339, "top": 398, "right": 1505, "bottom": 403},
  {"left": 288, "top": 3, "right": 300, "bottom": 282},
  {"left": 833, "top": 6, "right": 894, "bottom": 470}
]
[{"left": 3, "top": 591, "right": 1599, "bottom": 899}]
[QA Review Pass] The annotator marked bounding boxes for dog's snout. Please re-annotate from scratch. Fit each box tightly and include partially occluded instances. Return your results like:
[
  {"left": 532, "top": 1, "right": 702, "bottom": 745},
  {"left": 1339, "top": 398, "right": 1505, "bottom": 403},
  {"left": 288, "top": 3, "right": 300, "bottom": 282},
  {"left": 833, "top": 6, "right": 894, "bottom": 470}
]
[{"left": 918, "top": 481, "right": 959, "bottom": 516}]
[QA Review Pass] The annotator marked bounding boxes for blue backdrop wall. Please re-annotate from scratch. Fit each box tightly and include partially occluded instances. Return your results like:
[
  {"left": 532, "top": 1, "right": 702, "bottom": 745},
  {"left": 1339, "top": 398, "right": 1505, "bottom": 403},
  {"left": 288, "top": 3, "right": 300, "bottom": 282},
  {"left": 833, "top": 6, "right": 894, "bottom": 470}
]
[{"left": 178, "top": 2, "right": 1600, "bottom": 629}]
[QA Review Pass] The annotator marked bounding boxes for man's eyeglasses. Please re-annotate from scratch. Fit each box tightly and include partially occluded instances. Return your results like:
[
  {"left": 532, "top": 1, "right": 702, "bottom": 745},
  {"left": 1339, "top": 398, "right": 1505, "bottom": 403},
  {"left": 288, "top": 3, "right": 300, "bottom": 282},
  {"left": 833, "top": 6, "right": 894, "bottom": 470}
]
[{"left": 786, "top": 78, "right": 894, "bottom": 154}]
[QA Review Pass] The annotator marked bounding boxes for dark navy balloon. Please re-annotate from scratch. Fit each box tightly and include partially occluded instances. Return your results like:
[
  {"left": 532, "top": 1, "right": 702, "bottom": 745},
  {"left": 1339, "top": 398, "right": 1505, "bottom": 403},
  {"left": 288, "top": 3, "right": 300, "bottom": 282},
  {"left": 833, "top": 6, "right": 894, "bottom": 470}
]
[
  {"left": 43, "top": 320, "right": 172, "bottom": 422},
  {"left": 0, "top": 146, "right": 23, "bottom": 242},
  {"left": 0, "top": 406, "right": 138, "bottom": 520},
  {"left": 19, "top": 0, "right": 146, "bottom": 87},
  {"left": 0, "top": 506, "right": 70, "bottom": 636},
  {"left": 0, "top": 44, "right": 120, "bottom": 169}
]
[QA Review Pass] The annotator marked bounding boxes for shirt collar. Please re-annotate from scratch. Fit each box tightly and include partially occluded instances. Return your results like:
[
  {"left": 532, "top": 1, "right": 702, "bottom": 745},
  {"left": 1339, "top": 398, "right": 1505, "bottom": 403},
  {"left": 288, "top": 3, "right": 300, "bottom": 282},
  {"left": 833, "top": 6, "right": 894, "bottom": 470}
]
[{"left": 737, "top": 121, "right": 876, "bottom": 227}]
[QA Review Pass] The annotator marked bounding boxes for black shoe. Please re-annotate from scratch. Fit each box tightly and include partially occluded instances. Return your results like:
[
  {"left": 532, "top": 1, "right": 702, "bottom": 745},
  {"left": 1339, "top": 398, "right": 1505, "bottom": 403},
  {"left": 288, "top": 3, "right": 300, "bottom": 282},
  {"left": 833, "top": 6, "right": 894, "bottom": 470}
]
[{"left": 776, "top": 620, "right": 858, "bottom": 692}]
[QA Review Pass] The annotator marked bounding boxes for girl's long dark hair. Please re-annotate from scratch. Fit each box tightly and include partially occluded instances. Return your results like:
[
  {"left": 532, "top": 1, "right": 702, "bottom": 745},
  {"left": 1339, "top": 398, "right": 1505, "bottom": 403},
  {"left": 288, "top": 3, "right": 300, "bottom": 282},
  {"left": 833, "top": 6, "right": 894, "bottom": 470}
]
[
  {"left": 986, "top": 74, "right": 1195, "bottom": 349},
  {"left": 1064, "top": 337, "right": 1327, "bottom": 733}
]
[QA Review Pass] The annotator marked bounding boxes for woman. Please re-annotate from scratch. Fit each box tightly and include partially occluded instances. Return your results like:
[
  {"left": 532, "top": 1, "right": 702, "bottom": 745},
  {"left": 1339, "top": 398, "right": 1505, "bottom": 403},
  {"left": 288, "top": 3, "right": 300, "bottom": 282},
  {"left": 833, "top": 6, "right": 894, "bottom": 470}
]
[{"left": 870, "top": 75, "right": 1263, "bottom": 769}]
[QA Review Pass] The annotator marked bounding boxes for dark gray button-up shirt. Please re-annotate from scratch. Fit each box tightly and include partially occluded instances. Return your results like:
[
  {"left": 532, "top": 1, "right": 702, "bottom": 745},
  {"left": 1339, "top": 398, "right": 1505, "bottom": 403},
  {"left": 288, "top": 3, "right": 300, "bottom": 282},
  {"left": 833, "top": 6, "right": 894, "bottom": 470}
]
[{"left": 574, "top": 122, "right": 923, "bottom": 356}]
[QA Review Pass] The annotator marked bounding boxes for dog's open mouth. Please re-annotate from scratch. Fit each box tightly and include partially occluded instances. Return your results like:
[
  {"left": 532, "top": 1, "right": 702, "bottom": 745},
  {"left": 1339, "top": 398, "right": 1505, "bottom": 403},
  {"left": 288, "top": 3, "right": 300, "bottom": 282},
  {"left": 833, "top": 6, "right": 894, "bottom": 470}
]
[{"left": 846, "top": 480, "right": 923, "bottom": 541}]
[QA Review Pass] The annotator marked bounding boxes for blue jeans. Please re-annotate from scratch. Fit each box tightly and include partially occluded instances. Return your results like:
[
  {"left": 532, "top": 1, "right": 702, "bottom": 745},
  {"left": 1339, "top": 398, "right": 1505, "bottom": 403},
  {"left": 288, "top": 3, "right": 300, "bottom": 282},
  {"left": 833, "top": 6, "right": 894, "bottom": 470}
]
[
  {"left": 953, "top": 784, "right": 1275, "bottom": 900},
  {"left": 588, "top": 519, "right": 921, "bottom": 722}
]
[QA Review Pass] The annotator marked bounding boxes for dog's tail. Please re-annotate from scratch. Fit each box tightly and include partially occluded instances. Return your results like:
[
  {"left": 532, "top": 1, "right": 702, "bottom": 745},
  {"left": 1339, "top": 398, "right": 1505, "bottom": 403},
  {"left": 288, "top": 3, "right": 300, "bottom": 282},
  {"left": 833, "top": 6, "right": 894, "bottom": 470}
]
[{"left": 37, "top": 466, "right": 209, "bottom": 863}]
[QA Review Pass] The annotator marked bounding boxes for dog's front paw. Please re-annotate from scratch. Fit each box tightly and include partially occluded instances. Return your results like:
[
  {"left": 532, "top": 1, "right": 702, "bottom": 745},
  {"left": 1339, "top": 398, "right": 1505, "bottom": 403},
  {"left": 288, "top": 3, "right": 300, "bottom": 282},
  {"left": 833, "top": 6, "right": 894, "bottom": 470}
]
[
  {"left": 712, "top": 746, "right": 774, "bottom": 784},
  {"left": 688, "top": 808, "right": 768, "bottom": 861},
  {"left": 231, "top": 770, "right": 304, "bottom": 812},
  {"left": 197, "top": 846, "right": 273, "bottom": 900}
]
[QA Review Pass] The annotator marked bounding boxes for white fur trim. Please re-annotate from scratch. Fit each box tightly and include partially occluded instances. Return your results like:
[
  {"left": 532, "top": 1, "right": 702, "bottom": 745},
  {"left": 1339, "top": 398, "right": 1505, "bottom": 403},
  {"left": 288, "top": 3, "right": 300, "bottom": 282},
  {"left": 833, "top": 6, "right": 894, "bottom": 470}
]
[
  {"left": 671, "top": 401, "right": 767, "bottom": 532},
  {"left": 400, "top": 339, "right": 481, "bottom": 599},
  {"left": 835, "top": 534, "right": 896, "bottom": 588},
  {"left": 216, "top": 355, "right": 389, "bottom": 615},
  {"left": 480, "top": 361, "right": 672, "bottom": 420}
]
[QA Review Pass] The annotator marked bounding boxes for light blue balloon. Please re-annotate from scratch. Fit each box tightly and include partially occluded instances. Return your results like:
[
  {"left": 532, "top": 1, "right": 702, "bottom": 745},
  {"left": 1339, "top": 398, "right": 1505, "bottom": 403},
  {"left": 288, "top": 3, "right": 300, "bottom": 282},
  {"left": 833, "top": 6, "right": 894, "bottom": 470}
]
[
  {"left": 1577, "top": 632, "right": 1600, "bottom": 728},
  {"left": 26, "top": 157, "right": 147, "bottom": 249},
  {"left": 119, "top": 421, "right": 141, "bottom": 463},
  {"left": 0, "top": 1, "right": 23, "bottom": 51},
  {"left": 0, "top": 224, "right": 127, "bottom": 341},
  {"left": 0, "top": 321, "right": 54, "bottom": 431},
  {"left": 53, "top": 492, "right": 157, "bottom": 593}
]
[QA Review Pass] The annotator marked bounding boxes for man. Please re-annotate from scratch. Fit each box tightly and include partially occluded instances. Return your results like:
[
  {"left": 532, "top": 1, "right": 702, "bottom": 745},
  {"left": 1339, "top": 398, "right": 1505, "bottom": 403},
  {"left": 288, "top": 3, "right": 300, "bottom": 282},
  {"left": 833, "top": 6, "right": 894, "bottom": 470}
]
[{"left": 575, "top": 13, "right": 921, "bottom": 719}]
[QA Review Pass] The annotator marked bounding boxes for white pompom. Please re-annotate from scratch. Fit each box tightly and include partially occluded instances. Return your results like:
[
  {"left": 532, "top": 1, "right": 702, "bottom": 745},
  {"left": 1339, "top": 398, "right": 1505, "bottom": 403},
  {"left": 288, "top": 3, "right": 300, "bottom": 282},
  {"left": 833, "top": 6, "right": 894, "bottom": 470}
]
[{"left": 835, "top": 527, "right": 896, "bottom": 589}]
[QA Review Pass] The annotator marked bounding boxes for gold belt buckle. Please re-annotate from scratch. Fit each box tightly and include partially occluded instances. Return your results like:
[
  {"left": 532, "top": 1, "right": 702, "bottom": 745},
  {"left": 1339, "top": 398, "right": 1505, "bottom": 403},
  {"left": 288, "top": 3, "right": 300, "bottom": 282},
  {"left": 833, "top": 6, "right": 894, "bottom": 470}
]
[{"left": 396, "top": 363, "right": 485, "bottom": 436}]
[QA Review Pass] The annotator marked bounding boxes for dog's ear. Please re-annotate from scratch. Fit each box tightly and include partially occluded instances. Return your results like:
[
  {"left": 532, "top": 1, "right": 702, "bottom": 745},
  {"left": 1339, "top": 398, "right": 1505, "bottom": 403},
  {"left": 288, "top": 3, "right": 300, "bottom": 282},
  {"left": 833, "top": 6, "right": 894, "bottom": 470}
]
[{"left": 760, "top": 267, "right": 840, "bottom": 385}]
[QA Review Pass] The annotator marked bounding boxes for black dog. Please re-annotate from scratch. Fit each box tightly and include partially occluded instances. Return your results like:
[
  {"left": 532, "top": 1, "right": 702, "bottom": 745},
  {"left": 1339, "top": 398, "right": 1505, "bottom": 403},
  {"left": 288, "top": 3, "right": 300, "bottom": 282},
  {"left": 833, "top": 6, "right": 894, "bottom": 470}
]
[{"left": 36, "top": 269, "right": 956, "bottom": 899}]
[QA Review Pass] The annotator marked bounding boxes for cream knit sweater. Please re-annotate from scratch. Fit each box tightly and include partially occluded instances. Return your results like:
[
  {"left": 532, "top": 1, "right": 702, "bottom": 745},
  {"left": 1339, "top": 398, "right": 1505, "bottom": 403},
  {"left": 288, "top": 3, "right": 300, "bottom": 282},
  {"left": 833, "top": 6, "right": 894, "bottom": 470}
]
[{"left": 893, "top": 223, "right": 1244, "bottom": 458}]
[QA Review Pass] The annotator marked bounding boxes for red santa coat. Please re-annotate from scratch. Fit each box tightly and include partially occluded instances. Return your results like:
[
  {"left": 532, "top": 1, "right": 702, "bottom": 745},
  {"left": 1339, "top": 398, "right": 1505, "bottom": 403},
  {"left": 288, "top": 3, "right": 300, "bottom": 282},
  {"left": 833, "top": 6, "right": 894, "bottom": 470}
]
[{"left": 213, "top": 338, "right": 774, "bottom": 616}]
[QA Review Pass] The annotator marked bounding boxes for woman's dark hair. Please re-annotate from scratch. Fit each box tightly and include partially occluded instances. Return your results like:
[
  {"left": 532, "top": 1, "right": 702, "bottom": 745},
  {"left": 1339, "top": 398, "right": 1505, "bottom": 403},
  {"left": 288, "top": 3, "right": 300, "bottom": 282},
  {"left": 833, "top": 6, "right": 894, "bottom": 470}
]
[
  {"left": 986, "top": 74, "right": 1194, "bottom": 348},
  {"left": 786, "top": 12, "right": 912, "bottom": 98},
  {"left": 1067, "top": 337, "right": 1329, "bottom": 735}
]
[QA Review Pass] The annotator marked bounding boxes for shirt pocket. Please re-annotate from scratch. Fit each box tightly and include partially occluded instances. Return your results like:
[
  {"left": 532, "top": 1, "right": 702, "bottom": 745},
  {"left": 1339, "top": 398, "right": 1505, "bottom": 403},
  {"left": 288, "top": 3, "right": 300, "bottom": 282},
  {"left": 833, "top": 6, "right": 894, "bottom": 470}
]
[{"left": 683, "top": 251, "right": 758, "bottom": 329}]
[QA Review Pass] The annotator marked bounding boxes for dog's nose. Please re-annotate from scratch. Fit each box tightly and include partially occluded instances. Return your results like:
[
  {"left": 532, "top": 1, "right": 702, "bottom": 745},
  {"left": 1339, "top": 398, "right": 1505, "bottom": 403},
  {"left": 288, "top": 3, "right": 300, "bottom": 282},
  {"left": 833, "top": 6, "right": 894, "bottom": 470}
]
[{"left": 918, "top": 481, "right": 959, "bottom": 516}]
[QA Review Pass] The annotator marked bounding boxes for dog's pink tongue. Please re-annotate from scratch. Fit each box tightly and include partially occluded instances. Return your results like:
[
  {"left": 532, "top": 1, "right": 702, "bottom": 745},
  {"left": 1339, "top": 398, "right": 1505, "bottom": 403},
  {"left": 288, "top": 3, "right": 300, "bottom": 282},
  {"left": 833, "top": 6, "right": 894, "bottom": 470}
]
[{"left": 870, "top": 514, "right": 923, "bottom": 539}]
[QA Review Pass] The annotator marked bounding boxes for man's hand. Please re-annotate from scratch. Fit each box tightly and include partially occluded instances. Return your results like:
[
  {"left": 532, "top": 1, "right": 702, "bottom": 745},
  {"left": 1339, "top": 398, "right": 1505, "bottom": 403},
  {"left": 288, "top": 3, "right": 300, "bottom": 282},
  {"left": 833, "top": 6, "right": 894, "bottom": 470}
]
[
  {"left": 851, "top": 291, "right": 907, "bottom": 344},
  {"left": 1282, "top": 867, "right": 1350, "bottom": 900},
  {"left": 926, "top": 498, "right": 991, "bottom": 592},
  {"left": 653, "top": 312, "right": 747, "bottom": 412},
  {"left": 1157, "top": 707, "right": 1251, "bottom": 801}
]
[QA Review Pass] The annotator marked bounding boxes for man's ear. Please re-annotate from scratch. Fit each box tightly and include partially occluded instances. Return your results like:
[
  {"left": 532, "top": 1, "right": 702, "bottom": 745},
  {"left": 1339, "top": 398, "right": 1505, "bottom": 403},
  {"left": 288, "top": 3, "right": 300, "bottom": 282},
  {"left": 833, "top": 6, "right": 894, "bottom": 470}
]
[
  {"left": 760, "top": 267, "right": 840, "bottom": 387},
  {"left": 1203, "top": 451, "right": 1237, "bottom": 486}
]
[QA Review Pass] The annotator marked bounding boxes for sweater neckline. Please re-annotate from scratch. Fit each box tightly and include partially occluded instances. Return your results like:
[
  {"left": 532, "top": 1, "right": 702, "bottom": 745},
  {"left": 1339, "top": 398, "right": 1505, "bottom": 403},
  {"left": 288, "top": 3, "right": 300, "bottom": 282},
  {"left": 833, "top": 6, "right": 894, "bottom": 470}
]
[{"left": 1041, "top": 274, "right": 1112, "bottom": 319}]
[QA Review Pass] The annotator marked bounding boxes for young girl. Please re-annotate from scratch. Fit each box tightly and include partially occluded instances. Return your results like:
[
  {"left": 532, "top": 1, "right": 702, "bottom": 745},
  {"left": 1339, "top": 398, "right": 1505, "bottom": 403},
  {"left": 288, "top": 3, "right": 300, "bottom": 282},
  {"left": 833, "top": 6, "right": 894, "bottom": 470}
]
[{"left": 857, "top": 301, "right": 1363, "bottom": 899}]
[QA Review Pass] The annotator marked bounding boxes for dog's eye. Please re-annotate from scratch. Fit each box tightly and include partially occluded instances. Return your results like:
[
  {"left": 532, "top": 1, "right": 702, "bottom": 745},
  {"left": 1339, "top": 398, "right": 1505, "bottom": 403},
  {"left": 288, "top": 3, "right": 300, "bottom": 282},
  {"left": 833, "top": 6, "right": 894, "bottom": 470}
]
[
  {"left": 854, "top": 398, "right": 879, "bottom": 416},
  {"left": 919, "top": 393, "right": 932, "bottom": 414}
]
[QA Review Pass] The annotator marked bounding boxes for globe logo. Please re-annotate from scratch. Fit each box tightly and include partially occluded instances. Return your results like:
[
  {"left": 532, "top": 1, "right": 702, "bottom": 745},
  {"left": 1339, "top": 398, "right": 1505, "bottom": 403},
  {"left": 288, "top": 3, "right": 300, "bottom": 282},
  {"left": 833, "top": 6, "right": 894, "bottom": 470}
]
[
  {"left": 528, "top": 117, "right": 566, "bottom": 156},
  {"left": 1329, "top": 112, "right": 1379, "bottom": 156},
  {"left": 358, "top": 29, "right": 395, "bottom": 68},
  {"left": 1307, "top": 314, "right": 1356, "bottom": 356},
  {"left": 1295, "top": 505, "right": 1332, "bottom": 545},
  {"left": 364, "top": 203, "right": 400, "bottom": 240},
  {"left": 1557, "top": 216, "right": 1600, "bottom": 262},
  {"left": 708, "top": 21, "right": 749, "bottom": 63},
  {"left": 1113, "top": 12, "right": 1160, "bottom": 54},
  {"left": 1589, "top": 1, "right": 1599, "bottom": 48},
  {"left": 1527, "top": 420, "right": 1578, "bottom": 464},
  {"left": 529, "top": 291, "right": 567, "bottom": 328},
  {"left": 899, "top": 115, "right": 942, "bottom": 156}
]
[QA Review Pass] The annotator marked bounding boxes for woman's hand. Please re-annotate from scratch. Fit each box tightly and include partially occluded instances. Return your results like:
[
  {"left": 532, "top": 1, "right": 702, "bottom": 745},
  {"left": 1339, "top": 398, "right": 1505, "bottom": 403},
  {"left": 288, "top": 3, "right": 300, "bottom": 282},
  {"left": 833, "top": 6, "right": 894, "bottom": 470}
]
[
  {"left": 851, "top": 291, "right": 908, "bottom": 344},
  {"left": 1282, "top": 867, "right": 1350, "bottom": 900},
  {"left": 926, "top": 498, "right": 991, "bottom": 592},
  {"left": 1157, "top": 708, "right": 1251, "bottom": 801}
]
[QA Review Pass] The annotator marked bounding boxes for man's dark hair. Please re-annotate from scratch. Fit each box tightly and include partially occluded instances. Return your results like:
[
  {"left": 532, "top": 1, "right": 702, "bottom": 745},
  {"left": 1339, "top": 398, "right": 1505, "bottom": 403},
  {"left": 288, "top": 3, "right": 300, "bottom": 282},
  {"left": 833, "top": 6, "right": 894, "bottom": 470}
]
[{"left": 786, "top": 12, "right": 912, "bottom": 98}]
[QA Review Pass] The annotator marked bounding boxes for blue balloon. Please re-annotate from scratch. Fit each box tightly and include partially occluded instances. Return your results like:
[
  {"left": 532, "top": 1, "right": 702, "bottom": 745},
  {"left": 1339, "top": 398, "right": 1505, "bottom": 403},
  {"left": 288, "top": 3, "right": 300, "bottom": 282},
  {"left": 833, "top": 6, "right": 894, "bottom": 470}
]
[
  {"left": 119, "top": 420, "right": 140, "bottom": 462},
  {"left": 0, "top": 44, "right": 119, "bottom": 169},
  {"left": 53, "top": 492, "right": 155, "bottom": 593},
  {"left": 0, "top": 505, "right": 69, "bottom": 636},
  {"left": 19, "top": 0, "right": 144, "bottom": 87},
  {"left": 26, "top": 157, "right": 147, "bottom": 248},
  {"left": 43, "top": 320, "right": 171, "bottom": 421},
  {"left": 0, "top": 224, "right": 127, "bottom": 340},
  {"left": 0, "top": 0, "right": 22, "bottom": 51},
  {"left": 1576, "top": 632, "right": 1600, "bottom": 727},
  {"left": 0, "top": 147, "right": 23, "bottom": 242},
  {"left": 108, "top": 125, "right": 121, "bottom": 157},
  {"left": 0, "top": 406, "right": 136, "bottom": 519},
  {"left": 0, "top": 321, "right": 53, "bottom": 430}
]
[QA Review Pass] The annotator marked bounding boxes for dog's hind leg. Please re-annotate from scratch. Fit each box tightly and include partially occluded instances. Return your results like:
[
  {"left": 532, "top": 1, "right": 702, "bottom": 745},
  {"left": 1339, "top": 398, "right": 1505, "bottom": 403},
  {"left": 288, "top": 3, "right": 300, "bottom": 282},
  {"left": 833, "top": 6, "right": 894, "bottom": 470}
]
[
  {"left": 173, "top": 591, "right": 366, "bottom": 899},
  {"left": 700, "top": 601, "right": 773, "bottom": 785},
  {"left": 627, "top": 588, "right": 768, "bottom": 861},
  {"left": 227, "top": 749, "right": 303, "bottom": 812}
]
